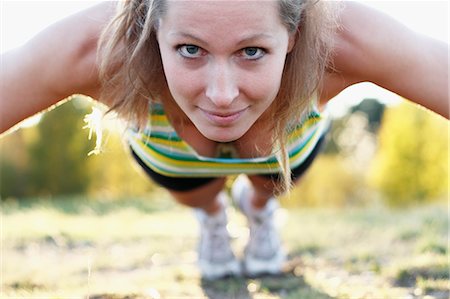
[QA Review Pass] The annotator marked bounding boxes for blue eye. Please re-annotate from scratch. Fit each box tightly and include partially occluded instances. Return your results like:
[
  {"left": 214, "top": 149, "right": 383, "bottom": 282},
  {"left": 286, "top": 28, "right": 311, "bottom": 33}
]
[
  {"left": 178, "top": 45, "right": 203, "bottom": 58},
  {"left": 241, "top": 47, "right": 265, "bottom": 60}
]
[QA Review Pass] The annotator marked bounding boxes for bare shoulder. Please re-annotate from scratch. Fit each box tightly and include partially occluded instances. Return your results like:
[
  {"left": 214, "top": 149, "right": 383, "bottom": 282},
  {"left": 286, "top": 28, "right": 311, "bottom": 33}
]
[
  {"left": 0, "top": 2, "right": 116, "bottom": 133},
  {"left": 31, "top": 1, "right": 117, "bottom": 99},
  {"left": 321, "top": 1, "right": 449, "bottom": 118}
]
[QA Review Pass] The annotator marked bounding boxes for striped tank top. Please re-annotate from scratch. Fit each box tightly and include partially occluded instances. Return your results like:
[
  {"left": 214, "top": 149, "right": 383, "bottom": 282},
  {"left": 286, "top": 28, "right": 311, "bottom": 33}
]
[{"left": 128, "top": 103, "right": 329, "bottom": 177}]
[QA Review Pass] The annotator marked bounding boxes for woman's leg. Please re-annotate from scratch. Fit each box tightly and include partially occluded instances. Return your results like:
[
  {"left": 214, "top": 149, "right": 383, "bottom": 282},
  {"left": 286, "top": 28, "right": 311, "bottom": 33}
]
[
  {"left": 234, "top": 135, "right": 327, "bottom": 276},
  {"left": 130, "top": 148, "right": 240, "bottom": 279},
  {"left": 131, "top": 146, "right": 226, "bottom": 212},
  {"left": 246, "top": 175, "right": 277, "bottom": 209},
  {"left": 246, "top": 132, "right": 328, "bottom": 209},
  {"left": 169, "top": 177, "right": 226, "bottom": 214},
  {"left": 132, "top": 153, "right": 240, "bottom": 278},
  {"left": 231, "top": 174, "right": 285, "bottom": 276},
  {"left": 167, "top": 177, "right": 241, "bottom": 279}
]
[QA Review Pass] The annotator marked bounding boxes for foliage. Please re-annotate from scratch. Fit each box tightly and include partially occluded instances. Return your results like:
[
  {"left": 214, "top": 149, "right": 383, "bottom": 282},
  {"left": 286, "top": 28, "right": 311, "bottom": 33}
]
[
  {"left": 275, "top": 99, "right": 385, "bottom": 207},
  {"left": 0, "top": 130, "right": 31, "bottom": 198},
  {"left": 350, "top": 98, "right": 385, "bottom": 133},
  {"left": 1, "top": 96, "right": 155, "bottom": 199},
  {"left": 85, "top": 128, "right": 157, "bottom": 197},
  {"left": 1, "top": 98, "right": 95, "bottom": 198},
  {"left": 324, "top": 98, "right": 385, "bottom": 155},
  {"left": 369, "top": 101, "right": 449, "bottom": 206},
  {"left": 284, "top": 154, "right": 369, "bottom": 207},
  {"left": 25, "top": 97, "right": 95, "bottom": 196}
]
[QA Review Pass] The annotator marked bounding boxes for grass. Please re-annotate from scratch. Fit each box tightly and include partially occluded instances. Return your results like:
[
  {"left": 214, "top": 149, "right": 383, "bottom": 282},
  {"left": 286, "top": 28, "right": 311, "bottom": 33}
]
[{"left": 1, "top": 192, "right": 448, "bottom": 298}]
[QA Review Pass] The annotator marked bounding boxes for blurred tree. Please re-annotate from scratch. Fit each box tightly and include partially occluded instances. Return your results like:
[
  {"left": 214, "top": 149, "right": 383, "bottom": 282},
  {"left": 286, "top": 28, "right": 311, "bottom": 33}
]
[
  {"left": 283, "top": 99, "right": 385, "bottom": 207},
  {"left": 86, "top": 126, "right": 157, "bottom": 198},
  {"left": 1, "top": 96, "right": 156, "bottom": 199},
  {"left": 0, "top": 130, "right": 31, "bottom": 198},
  {"left": 350, "top": 98, "right": 385, "bottom": 133},
  {"left": 369, "top": 100, "right": 449, "bottom": 205},
  {"left": 324, "top": 98, "right": 385, "bottom": 155},
  {"left": 26, "top": 97, "right": 95, "bottom": 196},
  {"left": 284, "top": 154, "right": 369, "bottom": 207}
]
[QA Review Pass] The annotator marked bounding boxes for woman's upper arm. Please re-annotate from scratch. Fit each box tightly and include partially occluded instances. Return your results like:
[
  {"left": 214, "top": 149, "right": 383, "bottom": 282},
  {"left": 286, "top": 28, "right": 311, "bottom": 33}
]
[
  {"left": 0, "top": 2, "right": 116, "bottom": 134},
  {"left": 322, "top": 1, "right": 449, "bottom": 119}
]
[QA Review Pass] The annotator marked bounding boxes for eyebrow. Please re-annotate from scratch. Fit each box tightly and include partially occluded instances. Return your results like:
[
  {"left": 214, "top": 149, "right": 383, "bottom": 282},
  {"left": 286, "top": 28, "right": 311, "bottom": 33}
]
[
  {"left": 169, "top": 32, "right": 210, "bottom": 46},
  {"left": 168, "top": 32, "right": 277, "bottom": 47}
]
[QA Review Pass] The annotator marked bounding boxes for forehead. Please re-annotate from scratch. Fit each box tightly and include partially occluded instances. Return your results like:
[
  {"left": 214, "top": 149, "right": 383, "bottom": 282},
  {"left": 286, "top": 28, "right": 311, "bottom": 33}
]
[{"left": 161, "top": 0, "right": 283, "bottom": 33}]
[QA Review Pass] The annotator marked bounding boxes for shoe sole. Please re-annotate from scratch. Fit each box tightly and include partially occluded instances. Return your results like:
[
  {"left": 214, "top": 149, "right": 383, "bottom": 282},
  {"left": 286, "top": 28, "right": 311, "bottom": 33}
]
[
  {"left": 199, "top": 259, "right": 242, "bottom": 280},
  {"left": 243, "top": 250, "right": 286, "bottom": 278}
]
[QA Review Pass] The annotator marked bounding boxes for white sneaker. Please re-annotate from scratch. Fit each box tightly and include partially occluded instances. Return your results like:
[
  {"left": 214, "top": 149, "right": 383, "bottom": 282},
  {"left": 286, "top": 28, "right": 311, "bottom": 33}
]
[
  {"left": 195, "top": 192, "right": 241, "bottom": 280},
  {"left": 231, "top": 175, "right": 286, "bottom": 277}
]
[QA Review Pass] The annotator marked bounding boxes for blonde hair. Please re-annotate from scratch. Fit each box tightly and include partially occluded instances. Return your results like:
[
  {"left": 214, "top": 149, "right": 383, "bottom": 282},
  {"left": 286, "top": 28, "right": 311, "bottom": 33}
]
[{"left": 98, "top": 0, "right": 340, "bottom": 194}]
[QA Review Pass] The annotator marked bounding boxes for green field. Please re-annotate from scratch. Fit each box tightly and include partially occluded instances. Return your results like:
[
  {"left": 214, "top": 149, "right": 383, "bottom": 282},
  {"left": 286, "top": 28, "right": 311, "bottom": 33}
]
[{"left": 1, "top": 191, "right": 448, "bottom": 299}]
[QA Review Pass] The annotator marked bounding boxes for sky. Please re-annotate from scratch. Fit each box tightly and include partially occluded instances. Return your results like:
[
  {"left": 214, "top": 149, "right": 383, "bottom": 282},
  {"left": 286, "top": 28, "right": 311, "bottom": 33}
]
[{"left": 1, "top": 0, "right": 449, "bottom": 117}]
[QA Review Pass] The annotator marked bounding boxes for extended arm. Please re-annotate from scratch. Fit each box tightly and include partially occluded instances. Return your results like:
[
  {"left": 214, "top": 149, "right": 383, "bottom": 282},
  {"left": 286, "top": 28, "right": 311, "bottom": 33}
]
[
  {"left": 322, "top": 1, "right": 449, "bottom": 119},
  {"left": 0, "top": 2, "right": 115, "bottom": 134}
]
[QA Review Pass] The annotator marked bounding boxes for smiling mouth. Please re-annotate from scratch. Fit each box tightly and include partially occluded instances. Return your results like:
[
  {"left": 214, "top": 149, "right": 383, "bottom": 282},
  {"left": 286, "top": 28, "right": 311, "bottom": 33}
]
[{"left": 199, "top": 107, "right": 247, "bottom": 125}]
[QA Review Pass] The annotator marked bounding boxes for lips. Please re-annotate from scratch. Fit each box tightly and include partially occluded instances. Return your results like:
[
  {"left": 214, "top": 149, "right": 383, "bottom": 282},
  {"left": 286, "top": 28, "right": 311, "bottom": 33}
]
[{"left": 199, "top": 107, "right": 247, "bottom": 126}]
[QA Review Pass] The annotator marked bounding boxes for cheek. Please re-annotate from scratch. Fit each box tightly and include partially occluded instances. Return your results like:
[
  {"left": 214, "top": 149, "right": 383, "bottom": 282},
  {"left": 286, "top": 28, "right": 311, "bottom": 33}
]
[
  {"left": 159, "top": 47, "right": 200, "bottom": 101},
  {"left": 162, "top": 62, "right": 200, "bottom": 102},
  {"left": 245, "top": 62, "right": 285, "bottom": 103}
]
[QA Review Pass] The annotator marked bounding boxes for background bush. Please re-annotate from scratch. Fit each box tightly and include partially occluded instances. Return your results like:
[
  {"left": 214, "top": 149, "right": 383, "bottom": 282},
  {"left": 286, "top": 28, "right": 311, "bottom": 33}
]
[
  {"left": 0, "top": 96, "right": 155, "bottom": 200},
  {"left": 369, "top": 101, "right": 448, "bottom": 206}
]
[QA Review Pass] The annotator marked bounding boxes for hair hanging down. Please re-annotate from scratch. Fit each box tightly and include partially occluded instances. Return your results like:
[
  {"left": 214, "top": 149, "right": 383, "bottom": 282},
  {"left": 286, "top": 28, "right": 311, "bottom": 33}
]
[
  {"left": 98, "top": 0, "right": 168, "bottom": 128},
  {"left": 98, "top": 0, "right": 340, "bottom": 194},
  {"left": 272, "top": 0, "right": 340, "bottom": 193}
]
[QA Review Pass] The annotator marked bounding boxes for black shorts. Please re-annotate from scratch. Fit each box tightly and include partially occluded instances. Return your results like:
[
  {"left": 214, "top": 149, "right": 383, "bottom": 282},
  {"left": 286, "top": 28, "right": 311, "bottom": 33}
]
[{"left": 130, "top": 134, "right": 326, "bottom": 192}]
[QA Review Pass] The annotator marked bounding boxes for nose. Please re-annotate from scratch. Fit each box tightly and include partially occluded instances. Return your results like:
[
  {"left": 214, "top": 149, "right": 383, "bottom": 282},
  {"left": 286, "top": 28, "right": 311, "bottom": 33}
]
[{"left": 205, "top": 60, "right": 239, "bottom": 107}]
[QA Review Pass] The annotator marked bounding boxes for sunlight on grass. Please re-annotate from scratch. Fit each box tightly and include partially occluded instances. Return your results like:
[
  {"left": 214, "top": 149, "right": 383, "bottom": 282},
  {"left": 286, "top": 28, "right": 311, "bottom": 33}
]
[{"left": 2, "top": 196, "right": 448, "bottom": 298}]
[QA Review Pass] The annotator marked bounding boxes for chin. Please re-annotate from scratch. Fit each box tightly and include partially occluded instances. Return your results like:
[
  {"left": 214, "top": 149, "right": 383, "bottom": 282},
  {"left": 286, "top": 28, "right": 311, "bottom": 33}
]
[{"left": 201, "top": 128, "right": 246, "bottom": 143}]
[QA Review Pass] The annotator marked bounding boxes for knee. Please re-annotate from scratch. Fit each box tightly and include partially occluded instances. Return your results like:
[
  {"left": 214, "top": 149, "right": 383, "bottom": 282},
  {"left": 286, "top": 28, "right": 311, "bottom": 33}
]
[
  {"left": 168, "top": 177, "right": 226, "bottom": 209},
  {"left": 247, "top": 175, "right": 277, "bottom": 197}
]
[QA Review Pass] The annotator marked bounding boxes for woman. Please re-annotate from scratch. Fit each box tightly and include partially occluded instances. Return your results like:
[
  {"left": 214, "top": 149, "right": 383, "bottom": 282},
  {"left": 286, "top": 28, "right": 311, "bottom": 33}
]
[{"left": 1, "top": 0, "right": 448, "bottom": 280}]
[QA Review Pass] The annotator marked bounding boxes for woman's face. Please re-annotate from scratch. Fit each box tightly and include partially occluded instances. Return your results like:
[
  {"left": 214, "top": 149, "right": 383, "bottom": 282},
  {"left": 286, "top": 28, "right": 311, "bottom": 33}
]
[{"left": 157, "top": 0, "right": 293, "bottom": 142}]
